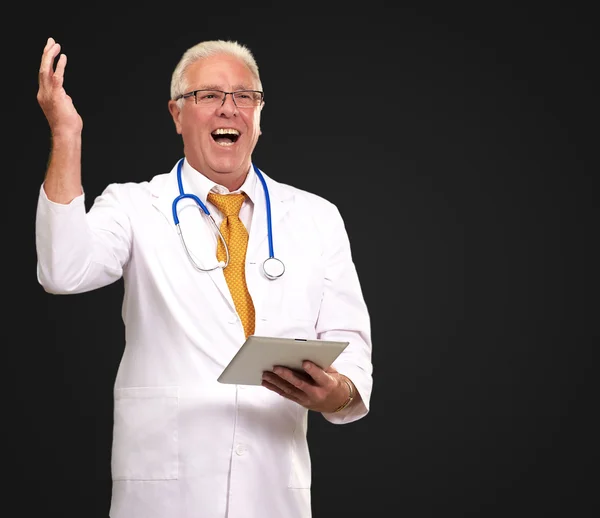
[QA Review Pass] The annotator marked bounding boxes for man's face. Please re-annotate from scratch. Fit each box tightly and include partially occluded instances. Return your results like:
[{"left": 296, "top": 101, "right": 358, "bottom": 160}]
[{"left": 169, "top": 53, "right": 263, "bottom": 184}]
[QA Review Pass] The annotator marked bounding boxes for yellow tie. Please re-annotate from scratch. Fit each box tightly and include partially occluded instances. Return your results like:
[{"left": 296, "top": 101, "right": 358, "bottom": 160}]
[{"left": 207, "top": 192, "right": 256, "bottom": 338}]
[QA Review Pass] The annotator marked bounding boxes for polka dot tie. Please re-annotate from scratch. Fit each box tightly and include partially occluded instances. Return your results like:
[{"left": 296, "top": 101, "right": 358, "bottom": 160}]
[{"left": 207, "top": 192, "right": 256, "bottom": 338}]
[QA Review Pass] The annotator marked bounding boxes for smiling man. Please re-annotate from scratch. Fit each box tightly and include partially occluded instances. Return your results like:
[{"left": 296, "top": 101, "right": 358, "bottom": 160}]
[
  {"left": 35, "top": 38, "right": 373, "bottom": 518},
  {"left": 168, "top": 48, "right": 264, "bottom": 191}
]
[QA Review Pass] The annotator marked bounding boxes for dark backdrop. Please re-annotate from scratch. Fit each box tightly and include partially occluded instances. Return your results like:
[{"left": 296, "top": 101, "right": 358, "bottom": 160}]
[{"left": 5, "top": 5, "right": 596, "bottom": 518}]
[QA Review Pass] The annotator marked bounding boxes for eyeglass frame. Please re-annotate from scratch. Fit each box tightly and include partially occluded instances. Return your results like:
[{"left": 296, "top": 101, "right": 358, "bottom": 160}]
[{"left": 174, "top": 89, "right": 264, "bottom": 107}]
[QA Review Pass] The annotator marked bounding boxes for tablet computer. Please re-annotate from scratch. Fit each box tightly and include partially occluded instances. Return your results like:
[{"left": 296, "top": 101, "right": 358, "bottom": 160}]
[{"left": 217, "top": 335, "right": 349, "bottom": 385}]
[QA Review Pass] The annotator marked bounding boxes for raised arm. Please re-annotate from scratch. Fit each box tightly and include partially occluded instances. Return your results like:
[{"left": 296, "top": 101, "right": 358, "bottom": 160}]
[{"left": 37, "top": 37, "right": 83, "bottom": 204}]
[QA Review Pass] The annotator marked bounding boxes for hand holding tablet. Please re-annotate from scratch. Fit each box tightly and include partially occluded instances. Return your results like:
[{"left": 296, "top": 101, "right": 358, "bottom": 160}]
[{"left": 217, "top": 335, "right": 349, "bottom": 385}]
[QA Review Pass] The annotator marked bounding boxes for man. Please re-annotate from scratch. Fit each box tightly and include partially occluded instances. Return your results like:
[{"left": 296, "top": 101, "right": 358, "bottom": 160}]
[{"left": 35, "top": 37, "right": 373, "bottom": 518}]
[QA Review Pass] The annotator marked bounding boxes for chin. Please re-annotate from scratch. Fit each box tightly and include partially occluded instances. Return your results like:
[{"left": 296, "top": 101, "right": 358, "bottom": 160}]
[{"left": 209, "top": 157, "right": 247, "bottom": 175}]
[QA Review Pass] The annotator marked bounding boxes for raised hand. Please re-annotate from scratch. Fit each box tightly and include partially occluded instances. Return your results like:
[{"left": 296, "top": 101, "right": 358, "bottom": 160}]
[{"left": 37, "top": 37, "right": 83, "bottom": 138}]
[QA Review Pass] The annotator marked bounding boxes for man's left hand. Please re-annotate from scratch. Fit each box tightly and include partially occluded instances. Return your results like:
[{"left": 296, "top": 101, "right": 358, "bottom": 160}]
[{"left": 261, "top": 361, "right": 351, "bottom": 413}]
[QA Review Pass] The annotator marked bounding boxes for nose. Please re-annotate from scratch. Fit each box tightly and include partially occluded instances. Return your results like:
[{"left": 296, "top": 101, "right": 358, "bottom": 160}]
[{"left": 218, "top": 92, "right": 238, "bottom": 116}]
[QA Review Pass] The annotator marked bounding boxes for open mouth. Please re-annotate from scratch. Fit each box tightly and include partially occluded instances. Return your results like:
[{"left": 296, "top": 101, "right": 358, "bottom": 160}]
[{"left": 211, "top": 128, "right": 240, "bottom": 146}]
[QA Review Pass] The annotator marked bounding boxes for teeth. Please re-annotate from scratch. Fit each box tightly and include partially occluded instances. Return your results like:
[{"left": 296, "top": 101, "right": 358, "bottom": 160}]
[{"left": 213, "top": 128, "right": 240, "bottom": 136}]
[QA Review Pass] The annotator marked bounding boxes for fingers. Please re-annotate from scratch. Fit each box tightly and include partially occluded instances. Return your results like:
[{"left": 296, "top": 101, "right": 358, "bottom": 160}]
[
  {"left": 262, "top": 374, "right": 303, "bottom": 403},
  {"left": 39, "top": 37, "right": 66, "bottom": 88},
  {"left": 263, "top": 369, "right": 307, "bottom": 397},
  {"left": 263, "top": 365, "right": 343, "bottom": 412},
  {"left": 39, "top": 38, "right": 58, "bottom": 77},
  {"left": 53, "top": 53, "right": 68, "bottom": 87}
]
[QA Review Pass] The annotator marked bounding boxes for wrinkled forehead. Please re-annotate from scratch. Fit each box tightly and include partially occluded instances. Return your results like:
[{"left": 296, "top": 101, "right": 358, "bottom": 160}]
[{"left": 185, "top": 54, "right": 261, "bottom": 91}]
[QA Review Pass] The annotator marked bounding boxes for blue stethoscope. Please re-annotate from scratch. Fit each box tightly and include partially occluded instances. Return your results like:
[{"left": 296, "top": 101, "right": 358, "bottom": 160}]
[{"left": 172, "top": 158, "right": 285, "bottom": 280}]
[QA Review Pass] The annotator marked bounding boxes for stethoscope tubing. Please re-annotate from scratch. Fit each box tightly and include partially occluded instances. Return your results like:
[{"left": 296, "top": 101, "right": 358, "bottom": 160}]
[
  {"left": 254, "top": 164, "right": 275, "bottom": 260},
  {"left": 171, "top": 158, "right": 284, "bottom": 279}
]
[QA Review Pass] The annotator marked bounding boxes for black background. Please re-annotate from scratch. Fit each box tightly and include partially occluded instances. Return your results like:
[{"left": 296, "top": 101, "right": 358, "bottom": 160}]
[{"left": 5, "top": 4, "right": 596, "bottom": 517}]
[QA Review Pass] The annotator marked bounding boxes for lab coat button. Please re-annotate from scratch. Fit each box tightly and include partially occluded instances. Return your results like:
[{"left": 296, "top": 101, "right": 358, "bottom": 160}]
[
  {"left": 228, "top": 314, "right": 237, "bottom": 324},
  {"left": 235, "top": 444, "right": 247, "bottom": 456}
]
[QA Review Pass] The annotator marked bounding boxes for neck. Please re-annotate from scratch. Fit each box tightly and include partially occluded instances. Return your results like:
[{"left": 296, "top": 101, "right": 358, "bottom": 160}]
[
  {"left": 186, "top": 159, "right": 251, "bottom": 192},
  {"left": 218, "top": 170, "right": 248, "bottom": 192}
]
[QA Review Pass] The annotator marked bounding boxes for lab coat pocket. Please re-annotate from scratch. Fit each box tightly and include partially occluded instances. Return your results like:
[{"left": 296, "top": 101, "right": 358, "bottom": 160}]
[{"left": 112, "top": 386, "right": 179, "bottom": 481}]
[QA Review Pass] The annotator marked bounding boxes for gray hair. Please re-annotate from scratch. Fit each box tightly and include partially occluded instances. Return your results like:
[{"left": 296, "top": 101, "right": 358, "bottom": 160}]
[{"left": 170, "top": 40, "right": 262, "bottom": 105}]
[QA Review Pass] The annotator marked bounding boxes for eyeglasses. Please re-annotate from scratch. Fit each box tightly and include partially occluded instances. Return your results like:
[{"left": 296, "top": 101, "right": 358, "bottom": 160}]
[{"left": 175, "top": 89, "right": 264, "bottom": 108}]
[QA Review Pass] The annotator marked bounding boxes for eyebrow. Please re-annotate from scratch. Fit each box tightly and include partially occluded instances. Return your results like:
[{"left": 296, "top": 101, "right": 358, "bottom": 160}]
[{"left": 193, "top": 84, "right": 258, "bottom": 91}]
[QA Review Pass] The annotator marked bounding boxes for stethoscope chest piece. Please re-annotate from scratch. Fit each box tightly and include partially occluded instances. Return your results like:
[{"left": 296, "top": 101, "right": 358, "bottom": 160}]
[{"left": 263, "top": 257, "right": 285, "bottom": 280}]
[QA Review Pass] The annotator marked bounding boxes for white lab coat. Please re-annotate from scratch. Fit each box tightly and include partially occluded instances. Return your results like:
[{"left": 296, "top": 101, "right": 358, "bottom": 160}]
[{"left": 35, "top": 159, "right": 373, "bottom": 518}]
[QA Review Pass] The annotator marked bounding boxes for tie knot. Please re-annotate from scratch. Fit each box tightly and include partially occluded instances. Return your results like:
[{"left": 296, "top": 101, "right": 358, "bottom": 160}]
[{"left": 207, "top": 192, "right": 246, "bottom": 217}]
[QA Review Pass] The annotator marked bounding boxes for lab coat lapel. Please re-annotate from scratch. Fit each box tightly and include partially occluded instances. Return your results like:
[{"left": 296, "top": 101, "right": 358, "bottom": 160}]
[
  {"left": 150, "top": 162, "right": 237, "bottom": 311},
  {"left": 246, "top": 173, "right": 290, "bottom": 328},
  {"left": 245, "top": 176, "right": 289, "bottom": 328},
  {"left": 247, "top": 172, "right": 292, "bottom": 263}
]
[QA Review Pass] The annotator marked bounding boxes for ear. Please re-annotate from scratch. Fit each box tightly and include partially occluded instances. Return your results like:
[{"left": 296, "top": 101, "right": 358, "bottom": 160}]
[
  {"left": 168, "top": 100, "right": 183, "bottom": 134},
  {"left": 258, "top": 101, "right": 265, "bottom": 135}
]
